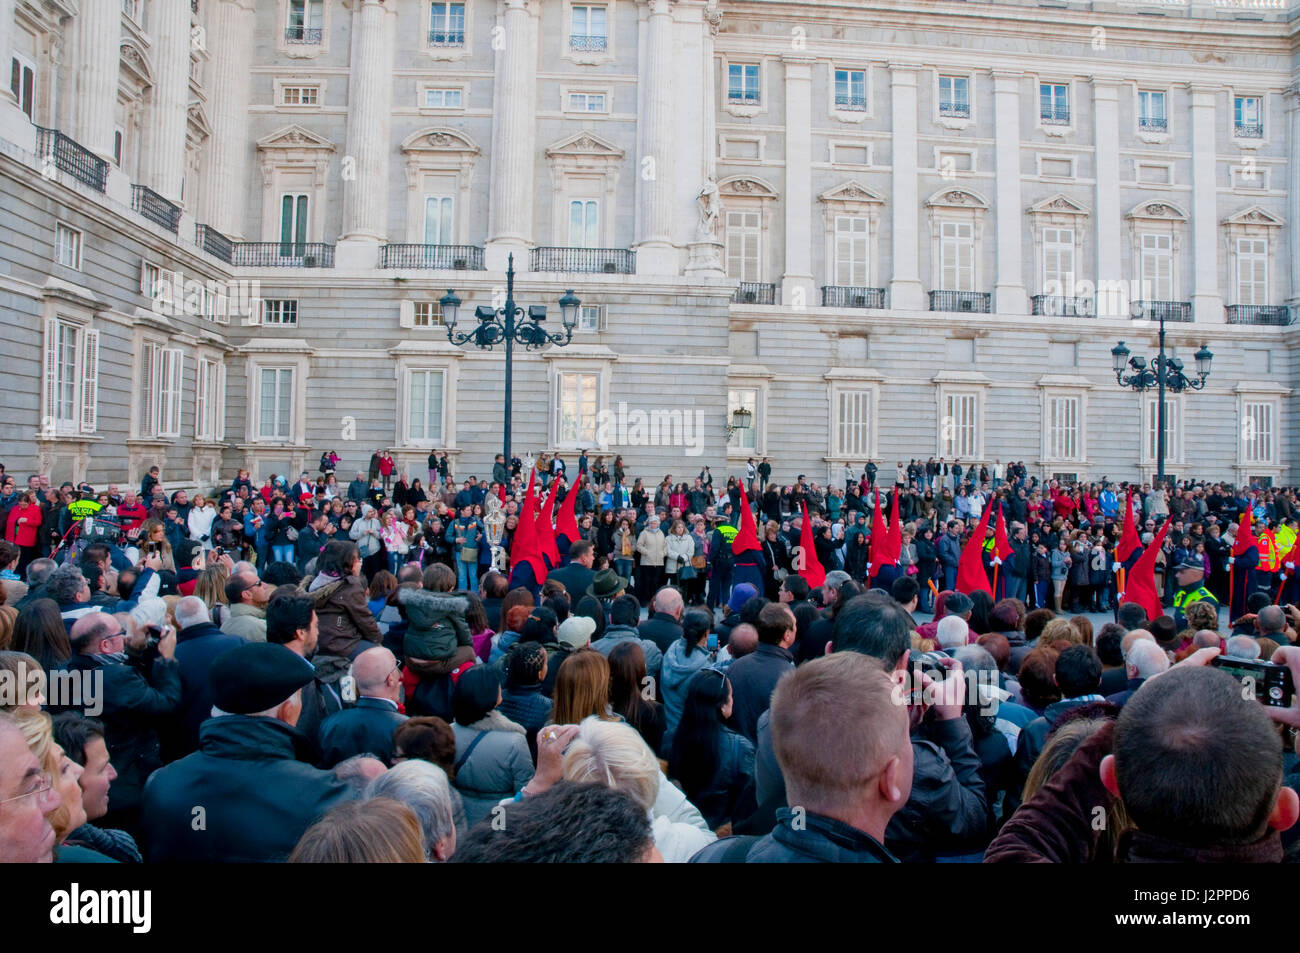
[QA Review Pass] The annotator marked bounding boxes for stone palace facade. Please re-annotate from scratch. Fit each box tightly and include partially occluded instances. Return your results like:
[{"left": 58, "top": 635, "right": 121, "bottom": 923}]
[{"left": 1, "top": 0, "right": 1298, "bottom": 491}]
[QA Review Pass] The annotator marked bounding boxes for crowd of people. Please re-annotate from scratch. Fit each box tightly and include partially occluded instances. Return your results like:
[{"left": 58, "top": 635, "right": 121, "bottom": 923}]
[{"left": 2, "top": 451, "right": 1299, "bottom": 864}]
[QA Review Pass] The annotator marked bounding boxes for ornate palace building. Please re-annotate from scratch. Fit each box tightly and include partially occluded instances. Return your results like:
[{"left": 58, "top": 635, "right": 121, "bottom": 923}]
[{"left": 0, "top": 0, "right": 1296, "bottom": 489}]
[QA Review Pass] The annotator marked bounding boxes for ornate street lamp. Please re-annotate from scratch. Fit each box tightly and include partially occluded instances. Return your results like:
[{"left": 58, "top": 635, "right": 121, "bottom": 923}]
[{"left": 725, "top": 405, "right": 753, "bottom": 441}]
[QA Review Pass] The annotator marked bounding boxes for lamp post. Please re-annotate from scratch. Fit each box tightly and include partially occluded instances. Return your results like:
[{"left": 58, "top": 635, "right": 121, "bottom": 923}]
[
  {"left": 1111, "top": 309, "right": 1213, "bottom": 487},
  {"left": 441, "top": 254, "right": 580, "bottom": 472},
  {"left": 724, "top": 405, "right": 753, "bottom": 442}
]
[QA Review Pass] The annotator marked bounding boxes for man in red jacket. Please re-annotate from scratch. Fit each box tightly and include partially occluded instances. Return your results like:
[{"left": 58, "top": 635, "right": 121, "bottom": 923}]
[{"left": 115, "top": 491, "right": 148, "bottom": 541}]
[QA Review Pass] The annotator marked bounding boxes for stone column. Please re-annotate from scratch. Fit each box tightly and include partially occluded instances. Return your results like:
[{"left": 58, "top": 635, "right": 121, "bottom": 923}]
[
  {"left": 1287, "top": 83, "right": 1300, "bottom": 308},
  {"left": 684, "top": 0, "right": 723, "bottom": 276},
  {"left": 62, "top": 0, "right": 119, "bottom": 162},
  {"left": 992, "top": 71, "right": 1027, "bottom": 314},
  {"left": 1092, "top": 79, "right": 1121, "bottom": 315},
  {"left": 781, "top": 55, "right": 815, "bottom": 308},
  {"left": 337, "top": 0, "right": 395, "bottom": 266},
  {"left": 1190, "top": 84, "right": 1223, "bottom": 323},
  {"left": 485, "top": 0, "right": 539, "bottom": 271},
  {"left": 142, "top": 0, "right": 192, "bottom": 203},
  {"left": 633, "top": 0, "right": 676, "bottom": 274},
  {"left": 0, "top": 0, "right": 32, "bottom": 151},
  {"left": 203, "top": 0, "right": 255, "bottom": 238},
  {"left": 888, "top": 62, "right": 924, "bottom": 310}
]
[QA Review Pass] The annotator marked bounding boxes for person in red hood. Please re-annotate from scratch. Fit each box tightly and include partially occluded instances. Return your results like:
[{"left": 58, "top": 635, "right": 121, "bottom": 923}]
[{"left": 5, "top": 491, "right": 43, "bottom": 573}]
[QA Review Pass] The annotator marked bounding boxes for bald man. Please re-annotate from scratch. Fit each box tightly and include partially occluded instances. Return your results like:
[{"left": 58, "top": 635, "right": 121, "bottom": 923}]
[
  {"left": 1105, "top": 639, "right": 1170, "bottom": 709},
  {"left": 640, "top": 586, "right": 686, "bottom": 655},
  {"left": 315, "top": 646, "right": 408, "bottom": 768}
]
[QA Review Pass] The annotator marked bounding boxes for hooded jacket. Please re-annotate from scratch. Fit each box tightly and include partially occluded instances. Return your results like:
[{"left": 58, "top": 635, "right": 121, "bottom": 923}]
[
  {"left": 304, "top": 572, "right": 382, "bottom": 658},
  {"left": 397, "top": 588, "right": 471, "bottom": 662},
  {"left": 660, "top": 638, "right": 717, "bottom": 753}
]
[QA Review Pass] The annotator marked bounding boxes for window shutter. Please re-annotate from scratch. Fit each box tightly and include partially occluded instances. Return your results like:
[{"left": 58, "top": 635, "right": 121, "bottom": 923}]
[
  {"left": 166, "top": 349, "right": 184, "bottom": 437},
  {"left": 246, "top": 298, "right": 263, "bottom": 326},
  {"left": 42, "top": 318, "right": 57, "bottom": 433},
  {"left": 215, "top": 363, "right": 226, "bottom": 441},
  {"left": 399, "top": 299, "right": 414, "bottom": 329},
  {"left": 80, "top": 328, "right": 99, "bottom": 434}
]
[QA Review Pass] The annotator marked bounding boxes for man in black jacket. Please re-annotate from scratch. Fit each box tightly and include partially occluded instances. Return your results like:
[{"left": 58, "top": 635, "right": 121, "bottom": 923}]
[
  {"left": 317, "top": 646, "right": 407, "bottom": 767},
  {"left": 266, "top": 593, "right": 344, "bottom": 747},
  {"left": 295, "top": 510, "right": 332, "bottom": 573},
  {"left": 546, "top": 540, "right": 597, "bottom": 600},
  {"left": 639, "top": 586, "right": 685, "bottom": 656},
  {"left": 141, "top": 641, "right": 354, "bottom": 862},
  {"left": 169, "top": 596, "right": 246, "bottom": 760},
  {"left": 727, "top": 602, "right": 796, "bottom": 742}
]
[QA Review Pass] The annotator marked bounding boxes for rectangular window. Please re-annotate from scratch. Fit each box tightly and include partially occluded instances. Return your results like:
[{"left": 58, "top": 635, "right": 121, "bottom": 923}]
[
  {"left": 834, "top": 69, "right": 866, "bottom": 110},
  {"left": 834, "top": 215, "right": 868, "bottom": 286},
  {"left": 195, "top": 358, "right": 226, "bottom": 442},
  {"left": 11, "top": 55, "right": 34, "bottom": 120},
  {"left": 258, "top": 367, "right": 294, "bottom": 441},
  {"left": 1236, "top": 237, "right": 1267, "bottom": 306},
  {"left": 834, "top": 389, "right": 872, "bottom": 459},
  {"left": 557, "top": 371, "right": 600, "bottom": 446},
  {"left": 1138, "top": 89, "right": 1167, "bottom": 130},
  {"left": 1234, "top": 96, "right": 1263, "bottom": 138},
  {"left": 1139, "top": 233, "right": 1173, "bottom": 300},
  {"left": 726, "top": 210, "right": 760, "bottom": 281},
  {"left": 139, "top": 344, "right": 183, "bottom": 439},
  {"left": 567, "top": 91, "right": 607, "bottom": 113},
  {"left": 578, "top": 305, "right": 604, "bottom": 332},
  {"left": 424, "top": 196, "right": 453, "bottom": 245},
  {"left": 568, "top": 200, "right": 599, "bottom": 248},
  {"left": 570, "top": 5, "right": 607, "bottom": 50},
  {"left": 942, "top": 392, "right": 978, "bottom": 459},
  {"left": 1040, "top": 82, "right": 1069, "bottom": 124},
  {"left": 1041, "top": 227, "right": 1075, "bottom": 292},
  {"left": 425, "top": 88, "right": 463, "bottom": 108},
  {"left": 1243, "top": 401, "right": 1275, "bottom": 465},
  {"left": 279, "top": 194, "right": 308, "bottom": 256},
  {"left": 728, "top": 63, "right": 760, "bottom": 103},
  {"left": 282, "top": 85, "right": 319, "bottom": 106},
  {"left": 288, "top": 0, "right": 323, "bottom": 30},
  {"left": 1145, "top": 397, "right": 1180, "bottom": 462},
  {"left": 728, "top": 388, "right": 758, "bottom": 451},
  {"left": 429, "top": 2, "right": 466, "bottom": 45},
  {"left": 413, "top": 301, "right": 442, "bottom": 327},
  {"left": 1048, "top": 395, "right": 1080, "bottom": 461},
  {"left": 939, "top": 221, "right": 974, "bottom": 292},
  {"left": 939, "top": 75, "right": 969, "bottom": 118},
  {"left": 263, "top": 300, "right": 298, "bottom": 325},
  {"left": 55, "top": 223, "right": 82, "bottom": 270},
  {"left": 407, "top": 369, "right": 445, "bottom": 443},
  {"left": 113, "top": 128, "right": 124, "bottom": 167},
  {"left": 141, "top": 261, "right": 163, "bottom": 299}
]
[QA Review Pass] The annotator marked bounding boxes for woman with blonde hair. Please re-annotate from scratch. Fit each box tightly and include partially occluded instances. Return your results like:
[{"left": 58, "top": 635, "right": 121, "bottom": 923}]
[
  {"left": 1037, "top": 616, "right": 1081, "bottom": 648},
  {"left": 551, "top": 648, "right": 620, "bottom": 725},
  {"left": 135, "top": 519, "right": 175, "bottom": 571},
  {"left": 664, "top": 519, "right": 694, "bottom": 586},
  {"left": 14, "top": 710, "right": 115, "bottom": 861},
  {"left": 288, "top": 797, "right": 426, "bottom": 863},
  {"left": 193, "top": 563, "right": 232, "bottom": 627}
]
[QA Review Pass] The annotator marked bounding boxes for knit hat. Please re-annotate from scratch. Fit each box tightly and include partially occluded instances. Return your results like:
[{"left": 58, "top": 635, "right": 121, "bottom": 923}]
[
  {"left": 211, "top": 642, "right": 314, "bottom": 715},
  {"left": 557, "top": 615, "right": 597, "bottom": 649},
  {"left": 728, "top": 583, "right": 758, "bottom": 614}
]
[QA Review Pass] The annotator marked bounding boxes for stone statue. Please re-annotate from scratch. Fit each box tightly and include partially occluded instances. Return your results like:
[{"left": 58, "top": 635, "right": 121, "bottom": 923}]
[{"left": 697, "top": 178, "right": 720, "bottom": 239}]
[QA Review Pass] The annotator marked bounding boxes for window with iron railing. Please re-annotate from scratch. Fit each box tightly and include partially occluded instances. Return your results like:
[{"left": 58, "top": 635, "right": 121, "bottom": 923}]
[
  {"left": 939, "top": 75, "right": 969, "bottom": 118},
  {"left": 570, "top": 5, "right": 607, "bottom": 51},
  {"left": 1040, "top": 83, "right": 1070, "bottom": 124},
  {"left": 834, "top": 69, "right": 866, "bottom": 110},
  {"left": 429, "top": 1, "right": 465, "bottom": 45}
]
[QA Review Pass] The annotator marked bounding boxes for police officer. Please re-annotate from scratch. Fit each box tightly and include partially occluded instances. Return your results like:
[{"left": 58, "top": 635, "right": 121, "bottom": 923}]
[{"left": 1171, "top": 556, "right": 1219, "bottom": 633}]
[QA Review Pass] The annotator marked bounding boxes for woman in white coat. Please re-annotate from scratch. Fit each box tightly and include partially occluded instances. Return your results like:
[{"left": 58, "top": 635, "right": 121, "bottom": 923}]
[
  {"left": 187, "top": 495, "right": 217, "bottom": 550},
  {"left": 664, "top": 519, "right": 695, "bottom": 587}
]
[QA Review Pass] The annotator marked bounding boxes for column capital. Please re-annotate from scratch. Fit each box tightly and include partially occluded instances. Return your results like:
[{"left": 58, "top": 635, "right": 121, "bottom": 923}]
[
  {"left": 990, "top": 69, "right": 1024, "bottom": 83},
  {"left": 1186, "top": 82, "right": 1222, "bottom": 100},
  {"left": 1284, "top": 82, "right": 1300, "bottom": 107},
  {"left": 781, "top": 54, "right": 815, "bottom": 77},
  {"left": 639, "top": 0, "right": 674, "bottom": 15},
  {"left": 1089, "top": 76, "right": 1123, "bottom": 98}
]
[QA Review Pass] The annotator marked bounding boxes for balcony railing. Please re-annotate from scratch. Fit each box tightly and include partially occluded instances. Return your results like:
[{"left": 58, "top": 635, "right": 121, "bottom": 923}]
[
  {"left": 732, "top": 282, "right": 777, "bottom": 305},
  {"left": 1138, "top": 116, "right": 1168, "bottom": 132},
  {"left": 379, "top": 244, "right": 485, "bottom": 270},
  {"left": 1031, "top": 295, "right": 1095, "bottom": 317},
  {"left": 285, "top": 26, "right": 322, "bottom": 44},
  {"left": 530, "top": 247, "right": 634, "bottom": 274},
  {"left": 1131, "top": 300, "right": 1192, "bottom": 322},
  {"left": 1041, "top": 105, "right": 1071, "bottom": 125},
  {"left": 196, "top": 224, "right": 233, "bottom": 263},
  {"left": 929, "top": 290, "right": 991, "bottom": 313},
  {"left": 939, "top": 102, "right": 970, "bottom": 118},
  {"left": 35, "top": 127, "right": 108, "bottom": 193},
  {"left": 1226, "top": 304, "right": 1291, "bottom": 326},
  {"left": 131, "top": 184, "right": 181, "bottom": 233},
  {"left": 833, "top": 95, "right": 868, "bottom": 111},
  {"left": 1234, "top": 122, "right": 1264, "bottom": 139},
  {"left": 230, "top": 243, "right": 334, "bottom": 268},
  {"left": 822, "top": 286, "right": 886, "bottom": 309},
  {"left": 428, "top": 30, "right": 465, "bottom": 46},
  {"left": 569, "top": 34, "right": 607, "bottom": 51}
]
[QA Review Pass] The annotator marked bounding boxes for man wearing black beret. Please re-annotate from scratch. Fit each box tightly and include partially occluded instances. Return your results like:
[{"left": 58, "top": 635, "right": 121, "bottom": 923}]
[{"left": 140, "top": 642, "right": 355, "bottom": 862}]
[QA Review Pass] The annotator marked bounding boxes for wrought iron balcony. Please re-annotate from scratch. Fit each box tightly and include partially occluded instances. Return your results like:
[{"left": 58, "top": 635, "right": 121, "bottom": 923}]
[
  {"left": 530, "top": 247, "right": 635, "bottom": 274},
  {"left": 1226, "top": 304, "right": 1291, "bottom": 326},
  {"left": 929, "top": 290, "right": 991, "bottom": 313},
  {"left": 428, "top": 30, "right": 465, "bottom": 46},
  {"left": 131, "top": 185, "right": 181, "bottom": 233},
  {"left": 35, "top": 126, "right": 108, "bottom": 193},
  {"left": 379, "top": 244, "right": 485, "bottom": 270},
  {"left": 732, "top": 282, "right": 777, "bottom": 305},
  {"left": 1138, "top": 116, "right": 1168, "bottom": 132},
  {"left": 285, "top": 26, "right": 322, "bottom": 44},
  {"left": 569, "top": 34, "right": 607, "bottom": 52},
  {"left": 1131, "top": 300, "right": 1192, "bottom": 323},
  {"left": 230, "top": 243, "right": 334, "bottom": 268},
  {"left": 939, "top": 102, "right": 970, "bottom": 118},
  {"left": 1041, "top": 105, "right": 1071, "bottom": 125},
  {"left": 1234, "top": 122, "right": 1264, "bottom": 139},
  {"left": 196, "top": 224, "right": 233, "bottom": 264},
  {"left": 1031, "top": 295, "right": 1095, "bottom": 317},
  {"left": 822, "top": 286, "right": 886, "bottom": 309},
  {"left": 834, "top": 94, "right": 868, "bottom": 111}
]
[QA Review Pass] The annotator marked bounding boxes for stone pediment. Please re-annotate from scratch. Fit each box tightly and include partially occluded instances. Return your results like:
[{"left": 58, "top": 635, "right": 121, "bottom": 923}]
[
  {"left": 819, "top": 180, "right": 884, "bottom": 204},
  {"left": 1222, "top": 205, "right": 1283, "bottom": 228},
  {"left": 256, "top": 124, "right": 336, "bottom": 153},
  {"left": 925, "top": 187, "right": 989, "bottom": 210},
  {"left": 120, "top": 41, "right": 153, "bottom": 85},
  {"left": 718, "top": 174, "right": 779, "bottom": 198},
  {"left": 544, "top": 131, "right": 625, "bottom": 161},
  {"left": 1028, "top": 193, "right": 1089, "bottom": 216},
  {"left": 401, "top": 127, "right": 481, "bottom": 155},
  {"left": 1126, "top": 199, "right": 1188, "bottom": 222}
]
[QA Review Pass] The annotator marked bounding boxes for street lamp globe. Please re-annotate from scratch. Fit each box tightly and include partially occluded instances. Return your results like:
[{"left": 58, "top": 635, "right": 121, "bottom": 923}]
[
  {"left": 439, "top": 289, "right": 461, "bottom": 329},
  {"left": 1111, "top": 341, "right": 1130, "bottom": 373},
  {"left": 1194, "top": 344, "right": 1214, "bottom": 378},
  {"left": 559, "top": 289, "right": 581, "bottom": 330}
]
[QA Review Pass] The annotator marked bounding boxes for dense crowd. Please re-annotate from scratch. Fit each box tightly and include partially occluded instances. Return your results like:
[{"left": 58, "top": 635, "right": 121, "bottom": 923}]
[{"left": 2, "top": 451, "right": 1300, "bottom": 864}]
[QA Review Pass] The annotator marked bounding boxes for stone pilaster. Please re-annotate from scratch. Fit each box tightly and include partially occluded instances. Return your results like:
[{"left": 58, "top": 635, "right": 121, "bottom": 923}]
[
  {"left": 1092, "top": 79, "right": 1121, "bottom": 303},
  {"left": 63, "top": 0, "right": 119, "bottom": 162},
  {"left": 888, "top": 63, "right": 924, "bottom": 310},
  {"left": 1190, "top": 84, "right": 1223, "bottom": 323},
  {"left": 781, "top": 55, "right": 815, "bottom": 308},
  {"left": 633, "top": 0, "right": 676, "bottom": 275},
  {"left": 339, "top": 0, "right": 395, "bottom": 252},
  {"left": 141, "top": 0, "right": 193, "bottom": 203},
  {"left": 485, "top": 0, "right": 540, "bottom": 271},
  {"left": 1287, "top": 83, "right": 1300, "bottom": 307},
  {"left": 992, "top": 71, "right": 1027, "bottom": 314},
  {"left": 203, "top": 0, "right": 255, "bottom": 238}
]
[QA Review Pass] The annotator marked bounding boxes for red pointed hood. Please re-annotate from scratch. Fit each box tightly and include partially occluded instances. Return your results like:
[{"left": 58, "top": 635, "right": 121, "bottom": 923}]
[
  {"left": 510, "top": 470, "right": 547, "bottom": 582},
  {"left": 1232, "top": 511, "right": 1259, "bottom": 557},
  {"left": 1120, "top": 516, "right": 1172, "bottom": 623},
  {"left": 537, "top": 481, "right": 561, "bottom": 567},
  {"left": 886, "top": 489, "right": 903, "bottom": 564},
  {"left": 956, "top": 503, "right": 995, "bottom": 597},
  {"left": 555, "top": 477, "right": 581, "bottom": 543},
  {"left": 868, "top": 488, "right": 888, "bottom": 578},
  {"left": 993, "top": 503, "right": 1014, "bottom": 562},
  {"left": 1116, "top": 490, "right": 1141, "bottom": 564},
  {"left": 798, "top": 502, "right": 826, "bottom": 589},
  {"left": 733, "top": 482, "right": 761, "bottom": 555}
]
